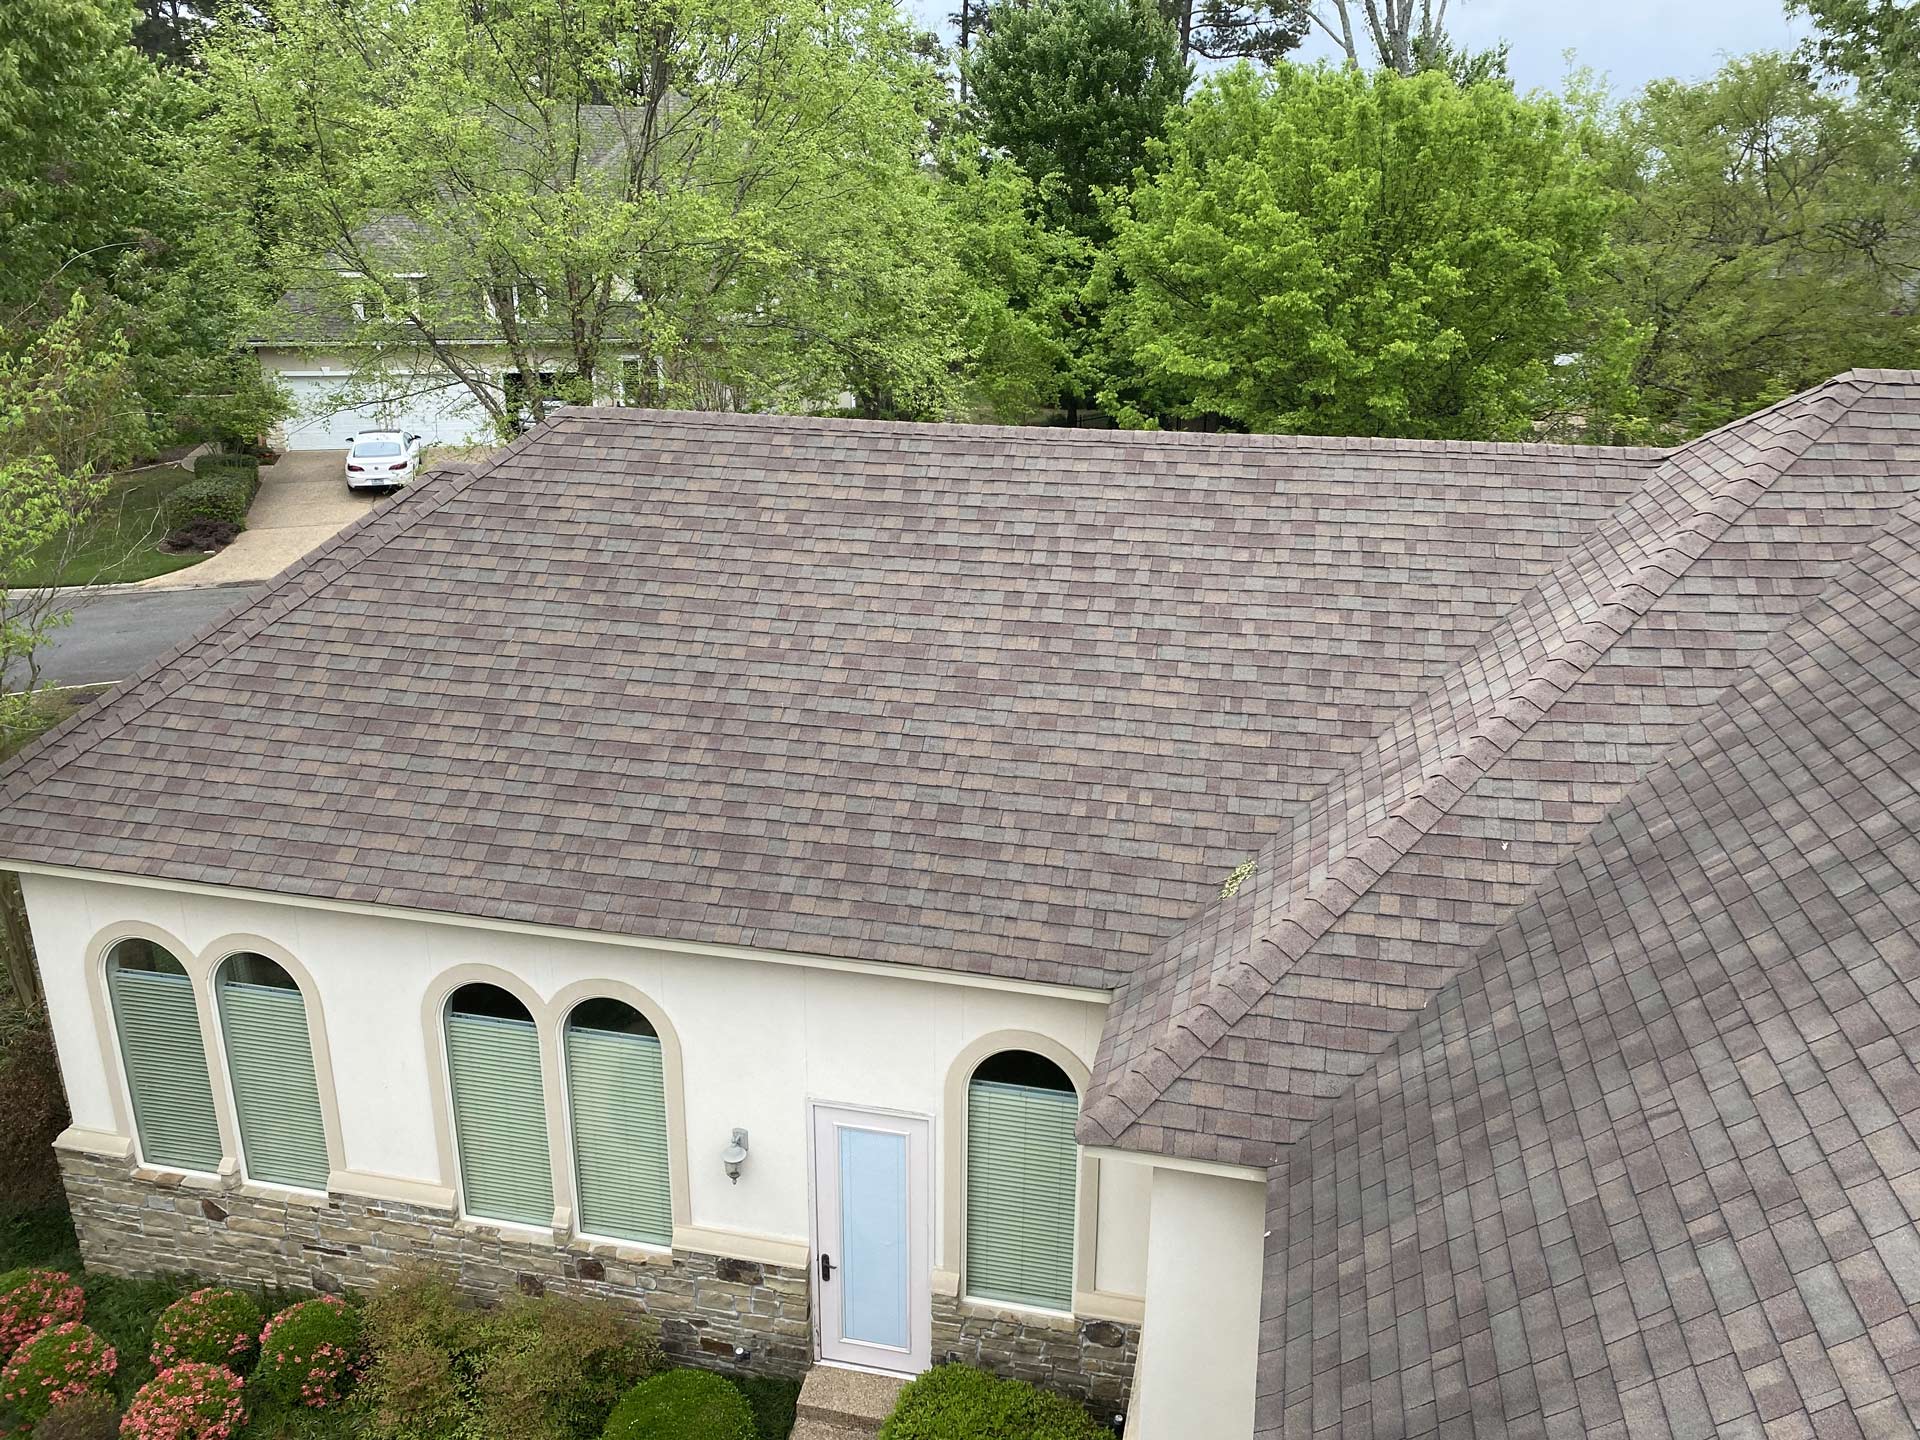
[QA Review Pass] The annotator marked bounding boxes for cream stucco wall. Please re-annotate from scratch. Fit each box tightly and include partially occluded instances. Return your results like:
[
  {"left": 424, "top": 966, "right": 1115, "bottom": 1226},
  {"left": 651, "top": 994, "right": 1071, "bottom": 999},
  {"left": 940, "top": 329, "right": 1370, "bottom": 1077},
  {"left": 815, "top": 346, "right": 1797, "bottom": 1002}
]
[
  {"left": 23, "top": 871, "right": 1148, "bottom": 1311},
  {"left": 1125, "top": 1165, "right": 1268, "bottom": 1439}
]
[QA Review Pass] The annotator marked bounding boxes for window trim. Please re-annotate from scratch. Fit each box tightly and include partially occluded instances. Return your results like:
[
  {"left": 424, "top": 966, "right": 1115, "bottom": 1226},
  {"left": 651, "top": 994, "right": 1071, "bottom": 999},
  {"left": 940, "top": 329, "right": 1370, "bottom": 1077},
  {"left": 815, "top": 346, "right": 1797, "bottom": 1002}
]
[{"left": 940, "top": 1030, "right": 1098, "bottom": 1319}]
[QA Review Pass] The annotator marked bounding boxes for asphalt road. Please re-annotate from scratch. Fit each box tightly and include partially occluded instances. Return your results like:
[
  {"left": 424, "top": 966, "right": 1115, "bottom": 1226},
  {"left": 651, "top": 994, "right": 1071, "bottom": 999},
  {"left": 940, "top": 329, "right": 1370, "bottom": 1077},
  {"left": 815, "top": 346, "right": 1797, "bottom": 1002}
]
[{"left": 35, "top": 584, "right": 266, "bottom": 688}]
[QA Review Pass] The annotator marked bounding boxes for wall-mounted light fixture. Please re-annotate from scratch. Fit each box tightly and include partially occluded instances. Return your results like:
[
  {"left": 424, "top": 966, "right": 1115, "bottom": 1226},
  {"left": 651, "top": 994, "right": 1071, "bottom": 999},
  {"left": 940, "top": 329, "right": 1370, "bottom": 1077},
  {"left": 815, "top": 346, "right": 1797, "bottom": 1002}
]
[{"left": 722, "top": 1128, "right": 749, "bottom": 1184}]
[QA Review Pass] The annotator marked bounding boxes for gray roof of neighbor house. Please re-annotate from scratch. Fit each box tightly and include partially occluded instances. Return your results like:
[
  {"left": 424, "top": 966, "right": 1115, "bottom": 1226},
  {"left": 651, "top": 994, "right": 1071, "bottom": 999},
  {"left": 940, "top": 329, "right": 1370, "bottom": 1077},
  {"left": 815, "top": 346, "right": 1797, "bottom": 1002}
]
[
  {"left": 1255, "top": 491, "right": 1920, "bottom": 1440},
  {"left": 0, "top": 414, "right": 1654, "bottom": 991}
]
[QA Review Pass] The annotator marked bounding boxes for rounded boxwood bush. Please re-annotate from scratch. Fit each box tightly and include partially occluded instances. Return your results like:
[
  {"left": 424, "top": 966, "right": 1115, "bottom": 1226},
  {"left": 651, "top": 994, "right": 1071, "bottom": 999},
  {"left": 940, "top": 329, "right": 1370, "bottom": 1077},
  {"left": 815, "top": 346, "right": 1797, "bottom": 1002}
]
[
  {"left": 600, "top": 1370, "right": 753, "bottom": 1440},
  {"left": 160, "top": 475, "right": 251, "bottom": 532},
  {"left": 878, "top": 1363, "right": 1114, "bottom": 1440},
  {"left": 149, "top": 1289, "right": 263, "bottom": 1371},
  {"left": 0, "top": 1321, "right": 118, "bottom": 1427},
  {"left": 0, "top": 1271, "right": 85, "bottom": 1357},
  {"left": 31, "top": 1391, "right": 121, "bottom": 1440},
  {"left": 251, "top": 1297, "right": 361, "bottom": 1410},
  {"left": 119, "top": 1363, "right": 245, "bottom": 1440}
]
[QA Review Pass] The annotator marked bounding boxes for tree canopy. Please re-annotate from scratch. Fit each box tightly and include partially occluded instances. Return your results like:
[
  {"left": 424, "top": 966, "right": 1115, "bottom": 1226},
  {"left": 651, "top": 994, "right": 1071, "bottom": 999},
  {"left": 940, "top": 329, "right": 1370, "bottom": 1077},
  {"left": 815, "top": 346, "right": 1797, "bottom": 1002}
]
[
  {"left": 1102, "top": 64, "right": 1614, "bottom": 437},
  {"left": 968, "top": 0, "right": 1191, "bottom": 236}
]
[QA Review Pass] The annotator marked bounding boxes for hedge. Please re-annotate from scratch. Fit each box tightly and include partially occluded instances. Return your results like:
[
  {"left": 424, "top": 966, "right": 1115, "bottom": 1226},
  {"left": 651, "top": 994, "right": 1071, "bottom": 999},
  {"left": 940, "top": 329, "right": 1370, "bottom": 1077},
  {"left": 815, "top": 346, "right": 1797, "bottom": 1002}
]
[
  {"left": 877, "top": 1364, "right": 1114, "bottom": 1440},
  {"left": 161, "top": 473, "right": 253, "bottom": 533},
  {"left": 193, "top": 453, "right": 261, "bottom": 482},
  {"left": 600, "top": 1370, "right": 755, "bottom": 1440}
]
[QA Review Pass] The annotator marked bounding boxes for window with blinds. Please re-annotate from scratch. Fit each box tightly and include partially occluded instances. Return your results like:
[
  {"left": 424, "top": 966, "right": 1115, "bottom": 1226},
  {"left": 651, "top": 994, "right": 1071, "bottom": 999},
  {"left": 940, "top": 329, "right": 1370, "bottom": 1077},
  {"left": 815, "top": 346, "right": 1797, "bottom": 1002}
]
[
  {"left": 565, "top": 999, "right": 672, "bottom": 1247},
  {"left": 965, "top": 1051, "right": 1079, "bottom": 1312},
  {"left": 445, "top": 984, "right": 553, "bottom": 1227},
  {"left": 106, "top": 939, "right": 223, "bottom": 1173},
  {"left": 216, "top": 953, "right": 330, "bottom": 1190}
]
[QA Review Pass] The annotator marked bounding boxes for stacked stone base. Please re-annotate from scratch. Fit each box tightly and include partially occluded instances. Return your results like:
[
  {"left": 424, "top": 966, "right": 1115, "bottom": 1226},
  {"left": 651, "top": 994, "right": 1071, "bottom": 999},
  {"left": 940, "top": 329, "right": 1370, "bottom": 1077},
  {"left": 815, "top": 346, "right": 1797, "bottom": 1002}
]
[
  {"left": 57, "top": 1149, "right": 811, "bottom": 1377},
  {"left": 59, "top": 1149, "right": 1140, "bottom": 1410},
  {"left": 932, "top": 1290, "right": 1138, "bottom": 1416}
]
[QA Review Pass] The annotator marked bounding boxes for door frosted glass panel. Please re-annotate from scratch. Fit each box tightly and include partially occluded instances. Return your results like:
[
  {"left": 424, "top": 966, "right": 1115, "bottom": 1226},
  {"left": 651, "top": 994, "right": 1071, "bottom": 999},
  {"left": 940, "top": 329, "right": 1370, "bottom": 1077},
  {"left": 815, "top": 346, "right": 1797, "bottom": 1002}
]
[
  {"left": 109, "top": 965, "right": 223, "bottom": 1173},
  {"left": 838, "top": 1126, "right": 910, "bottom": 1351}
]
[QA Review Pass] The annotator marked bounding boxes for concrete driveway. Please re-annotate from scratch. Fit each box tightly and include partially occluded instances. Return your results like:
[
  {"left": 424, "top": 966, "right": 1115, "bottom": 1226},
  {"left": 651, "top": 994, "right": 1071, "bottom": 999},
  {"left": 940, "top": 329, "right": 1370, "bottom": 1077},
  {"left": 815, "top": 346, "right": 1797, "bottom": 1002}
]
[{"left": 140, "top": 450, "right": 382, "bottom": 589}]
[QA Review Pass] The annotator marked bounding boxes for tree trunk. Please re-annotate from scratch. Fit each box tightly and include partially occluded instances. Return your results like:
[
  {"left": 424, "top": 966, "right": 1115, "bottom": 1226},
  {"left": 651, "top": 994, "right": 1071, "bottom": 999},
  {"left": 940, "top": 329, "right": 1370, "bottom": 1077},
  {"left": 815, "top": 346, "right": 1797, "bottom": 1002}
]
[{"left": 0, "top": 872, "right": 41, "bottom": 1009}]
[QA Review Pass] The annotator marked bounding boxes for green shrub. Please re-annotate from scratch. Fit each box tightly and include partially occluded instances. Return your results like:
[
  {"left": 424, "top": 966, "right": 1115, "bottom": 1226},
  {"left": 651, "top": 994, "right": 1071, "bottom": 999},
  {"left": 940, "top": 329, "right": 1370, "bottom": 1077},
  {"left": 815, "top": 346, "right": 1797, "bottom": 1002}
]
[
  {"left": 0, "top": 1003, "right": 70, "bottom": 1220},
  {"left": 468, "top": 1292, "right": 662, "bottom": 1440},
  {"left": 0, "top": 1269, "right": 85, "bottom": 1356},
  {"left": 252, "top": 1296, "right": 361, "bottom": 1411},
  {"left": 120, "top": 1362, "right": 245, "bottom": 1440},
  {"left": 160, "top": 474, "right": 251, "bottom": 532},
  {"left": 149, "top": 1288, "right": 262, "bottom": 1371},
  {"left": 354, "top": 1269, "right": 474, "bottom": 1440},
  {"left": 600, "top": 1370, "right": 754, "bottom": 1440},
  {"left": 878, "top": 1364, "right": 1114, "bottom": 1440},
  {"left": 734, "top": 1375, "right": 800, "bottom": 1440},
  {"left": 0, "top": 1320, "right": 118, "bottom": 1427},
  {"left": 30, "top": 1390, "right": 120, "bottom": 1440},
  {"left": 193, "top": 453, "right": 260, "bottom": 481}
]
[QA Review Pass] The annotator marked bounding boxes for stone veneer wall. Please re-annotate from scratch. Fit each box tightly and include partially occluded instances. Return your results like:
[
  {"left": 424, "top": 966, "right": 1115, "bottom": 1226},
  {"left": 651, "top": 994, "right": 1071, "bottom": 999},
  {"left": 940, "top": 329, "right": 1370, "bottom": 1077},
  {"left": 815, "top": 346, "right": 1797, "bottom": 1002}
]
[
  {"left": 57, "top": 1149, "right": 812, "bottom": 1378},
  {"left": 60, "top": 1149, "right": 1140, "bottom": 1409},
  {"left": 932, "top": 1290, "right": 1139, "bottom": 1417}
]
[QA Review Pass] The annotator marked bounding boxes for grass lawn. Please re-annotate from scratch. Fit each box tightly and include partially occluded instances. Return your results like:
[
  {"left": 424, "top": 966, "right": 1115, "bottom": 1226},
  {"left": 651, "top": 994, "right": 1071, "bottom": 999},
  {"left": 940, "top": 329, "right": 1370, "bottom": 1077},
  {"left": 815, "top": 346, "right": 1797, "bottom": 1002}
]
[
  {"left": 16, "top": 465, "right": 210, "bottom": 588},
  {"left": 0, "top": 684, "right": 111, "bottom": 762}
]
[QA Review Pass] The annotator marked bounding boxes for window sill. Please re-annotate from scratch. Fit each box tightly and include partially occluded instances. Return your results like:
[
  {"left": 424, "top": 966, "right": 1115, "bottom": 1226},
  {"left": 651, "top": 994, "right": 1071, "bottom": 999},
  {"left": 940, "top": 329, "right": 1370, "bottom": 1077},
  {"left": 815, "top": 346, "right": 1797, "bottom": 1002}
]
[
  {"left": 956, "top": 1294, "right": 1079, "bottom": 1332},
  {"left": 567, "top": 1233, "right": 674, "bottom": 1268},
  {"left": 236, "top": 1181, "right": 331, "bottom": 1209}
]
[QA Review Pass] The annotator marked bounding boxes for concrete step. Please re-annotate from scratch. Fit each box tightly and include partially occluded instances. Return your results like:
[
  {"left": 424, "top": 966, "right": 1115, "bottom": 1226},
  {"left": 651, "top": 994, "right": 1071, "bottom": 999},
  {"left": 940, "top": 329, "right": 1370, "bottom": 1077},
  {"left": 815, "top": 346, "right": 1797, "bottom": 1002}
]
[
  {"left": 795, "top": 1365, "right": 906, "bottom": 1434},
  {"left": 790, "top": 1420, "right": 876, "bottom": 1440}
]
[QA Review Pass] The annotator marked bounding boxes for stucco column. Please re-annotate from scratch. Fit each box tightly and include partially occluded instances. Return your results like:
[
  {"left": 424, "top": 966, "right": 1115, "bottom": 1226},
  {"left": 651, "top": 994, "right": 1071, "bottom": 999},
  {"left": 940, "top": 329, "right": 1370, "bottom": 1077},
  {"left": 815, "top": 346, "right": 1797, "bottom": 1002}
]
[{"left": 1127, "top": 1165, "right": 1267, "bottom": 1439}]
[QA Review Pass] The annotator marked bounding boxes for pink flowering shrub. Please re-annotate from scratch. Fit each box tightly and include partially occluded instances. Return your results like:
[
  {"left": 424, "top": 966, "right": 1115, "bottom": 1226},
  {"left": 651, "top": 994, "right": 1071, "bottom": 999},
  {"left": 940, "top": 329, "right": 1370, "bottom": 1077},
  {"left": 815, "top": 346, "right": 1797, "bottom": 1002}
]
[
  {"left": 0, "top": 1271, "right": 85, "bottom": 1357},
  {"left": 147, "top": 1291, "right": 261, "bottom": 1371},
  {"left": 118, "top": 1364, "right": 244, "bottom": 1440},
  {"left": 250, "top": 1297, "right": 362, "bottom": 1410},
  {"left": 0, "top": 1321, "right": 117, "bottom": 1427}
]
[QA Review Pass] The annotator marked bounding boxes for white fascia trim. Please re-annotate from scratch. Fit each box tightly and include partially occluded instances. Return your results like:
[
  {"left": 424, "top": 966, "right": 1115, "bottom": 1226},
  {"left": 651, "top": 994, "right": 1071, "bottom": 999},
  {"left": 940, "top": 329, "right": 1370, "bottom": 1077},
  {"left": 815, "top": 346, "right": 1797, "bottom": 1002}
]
[
  {"left": 9, "top": 862, "right": 1114, "bottom": 1004},
  {"left": 1082, "top": 1144, "right": 1269, "bottom": 1185}
]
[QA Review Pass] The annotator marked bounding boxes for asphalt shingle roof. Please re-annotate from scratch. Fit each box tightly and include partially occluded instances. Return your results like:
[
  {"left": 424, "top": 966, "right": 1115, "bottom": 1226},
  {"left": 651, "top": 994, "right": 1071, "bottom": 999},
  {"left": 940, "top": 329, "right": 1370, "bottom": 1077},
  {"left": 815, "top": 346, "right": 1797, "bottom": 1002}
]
[
  {"left": 1256, "top": 490, "right": 1920, "bottom": 1439},
  {"left": 1081, "top": 373, "right": 1920, "bottom": 1166},
  {"left": 0, "top": 413, "right": 1651, "bottom": 990}
]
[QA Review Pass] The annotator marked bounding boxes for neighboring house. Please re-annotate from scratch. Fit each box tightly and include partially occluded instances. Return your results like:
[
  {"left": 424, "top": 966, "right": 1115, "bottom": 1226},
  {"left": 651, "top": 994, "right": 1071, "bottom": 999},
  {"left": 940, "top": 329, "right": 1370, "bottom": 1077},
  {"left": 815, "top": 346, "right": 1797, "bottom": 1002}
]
[{"left": 1, "top": 373, "right": 1917, "bottom": 1438}]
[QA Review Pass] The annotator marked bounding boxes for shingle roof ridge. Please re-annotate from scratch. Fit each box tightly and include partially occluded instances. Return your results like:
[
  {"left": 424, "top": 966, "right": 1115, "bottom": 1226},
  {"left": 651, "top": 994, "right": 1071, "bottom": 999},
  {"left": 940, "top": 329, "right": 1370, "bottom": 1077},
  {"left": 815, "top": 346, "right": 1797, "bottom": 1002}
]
[
  {"left": 550, "top": 404, "right": 1672, "bottom": 460},
  {"left": 1078, "top": 373, "right": 1869, "bottom": 1155},
  {"left": 0, "top": 417, "right": 572, "bottom": 807}
]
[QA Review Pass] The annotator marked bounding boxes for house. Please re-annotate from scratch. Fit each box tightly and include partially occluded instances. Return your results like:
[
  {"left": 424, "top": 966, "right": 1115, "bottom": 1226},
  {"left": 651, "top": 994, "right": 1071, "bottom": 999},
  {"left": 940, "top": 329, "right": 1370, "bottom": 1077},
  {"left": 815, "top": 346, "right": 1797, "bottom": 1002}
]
[{"left": 1, "top": 373, "right": 1917, "bottom": 1438}]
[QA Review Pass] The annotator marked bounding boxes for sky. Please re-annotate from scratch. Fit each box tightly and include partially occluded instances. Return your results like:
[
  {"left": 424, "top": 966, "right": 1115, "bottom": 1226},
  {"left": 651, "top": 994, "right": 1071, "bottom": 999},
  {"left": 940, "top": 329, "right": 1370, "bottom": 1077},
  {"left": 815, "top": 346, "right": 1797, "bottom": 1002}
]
[{"left": 910, "top": 0, "right": 1815, "bottom": 97}]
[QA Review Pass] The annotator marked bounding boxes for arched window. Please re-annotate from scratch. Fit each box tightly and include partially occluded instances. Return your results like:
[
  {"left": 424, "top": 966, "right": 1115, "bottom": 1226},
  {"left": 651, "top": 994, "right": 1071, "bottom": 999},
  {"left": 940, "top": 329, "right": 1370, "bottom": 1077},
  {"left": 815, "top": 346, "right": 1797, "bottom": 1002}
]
[
  {"left": 106, "top": 938, "right": 222, "bottom": 1173},
  {"left": 216, "top": 953, "right": 329, "bottom": 1190},
  {"left": 444, "top": 983, "right": 552, "bottom": 1226},
  {"left": 966, "top": 1050, "right": 1078, "bottom": 1312},
  {"left": 565, "top": 999, "right": 672, "bottom": 1246}
]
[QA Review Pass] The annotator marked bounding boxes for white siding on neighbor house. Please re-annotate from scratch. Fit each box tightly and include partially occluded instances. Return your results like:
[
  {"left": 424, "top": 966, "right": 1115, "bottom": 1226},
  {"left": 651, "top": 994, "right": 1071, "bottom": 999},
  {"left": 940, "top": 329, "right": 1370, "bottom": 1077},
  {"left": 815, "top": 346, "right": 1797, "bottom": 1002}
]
[{"left": 21, "top": 871, "right": 1149, "bottom": 1305}]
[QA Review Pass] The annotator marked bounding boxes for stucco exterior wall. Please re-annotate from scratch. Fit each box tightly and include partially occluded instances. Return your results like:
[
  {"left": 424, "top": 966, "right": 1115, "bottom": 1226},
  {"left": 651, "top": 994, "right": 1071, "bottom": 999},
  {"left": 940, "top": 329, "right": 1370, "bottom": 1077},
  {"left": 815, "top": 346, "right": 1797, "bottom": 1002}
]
[{"left": 24, "top": 872, "right": 1148, "bottom": 1390}]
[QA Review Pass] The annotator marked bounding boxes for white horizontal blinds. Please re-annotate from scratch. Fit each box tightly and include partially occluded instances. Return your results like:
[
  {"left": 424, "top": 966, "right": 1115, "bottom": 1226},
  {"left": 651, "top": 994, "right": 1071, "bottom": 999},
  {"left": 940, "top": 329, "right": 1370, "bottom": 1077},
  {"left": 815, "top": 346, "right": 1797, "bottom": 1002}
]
[
  {"left": 445, "top": 1005, "right": 554, "bottom": 1226},
  {"left": 966, "top": 1078, "right": 1078, "bottom": 1311},
  {"left": 219, "top": 962, "right": 330, "bottom": 1190},
  {"left": 107, "top": 954, "right": 223, "bottom": 1173},
  {"left": 567, "top": 1022, "right": 673, "bottom": 1245}
]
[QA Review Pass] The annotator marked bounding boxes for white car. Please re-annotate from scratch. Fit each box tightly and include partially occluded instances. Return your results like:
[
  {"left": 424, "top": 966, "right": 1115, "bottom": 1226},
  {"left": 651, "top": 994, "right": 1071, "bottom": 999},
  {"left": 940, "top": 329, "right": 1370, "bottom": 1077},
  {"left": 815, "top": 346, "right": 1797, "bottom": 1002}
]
[{"left": 344, "top": 431, "right": 424, "bottom": 492}]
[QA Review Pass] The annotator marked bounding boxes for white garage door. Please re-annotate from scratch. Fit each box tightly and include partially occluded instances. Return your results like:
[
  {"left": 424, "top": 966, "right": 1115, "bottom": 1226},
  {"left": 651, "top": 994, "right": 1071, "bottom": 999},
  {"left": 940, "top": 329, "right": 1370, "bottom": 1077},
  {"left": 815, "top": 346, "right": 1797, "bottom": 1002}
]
[{"left": 277, "top": 373, "right": 496, "bottom": 451}]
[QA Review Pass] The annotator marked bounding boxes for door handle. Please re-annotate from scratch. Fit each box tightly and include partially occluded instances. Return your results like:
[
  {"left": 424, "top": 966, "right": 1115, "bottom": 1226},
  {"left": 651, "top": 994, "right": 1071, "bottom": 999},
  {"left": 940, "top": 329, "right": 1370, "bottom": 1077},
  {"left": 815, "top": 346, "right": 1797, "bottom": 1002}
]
[{"left": 820, "top": 1252, "right": 834, "bottom": 1283}]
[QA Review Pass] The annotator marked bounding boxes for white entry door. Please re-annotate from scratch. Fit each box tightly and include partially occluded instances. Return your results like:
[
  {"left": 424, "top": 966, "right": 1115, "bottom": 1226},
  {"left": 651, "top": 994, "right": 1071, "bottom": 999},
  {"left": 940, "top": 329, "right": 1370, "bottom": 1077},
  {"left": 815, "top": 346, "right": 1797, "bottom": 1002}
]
[{"left": 810, "top": 1105, "right": 932, "bottom": 1374}]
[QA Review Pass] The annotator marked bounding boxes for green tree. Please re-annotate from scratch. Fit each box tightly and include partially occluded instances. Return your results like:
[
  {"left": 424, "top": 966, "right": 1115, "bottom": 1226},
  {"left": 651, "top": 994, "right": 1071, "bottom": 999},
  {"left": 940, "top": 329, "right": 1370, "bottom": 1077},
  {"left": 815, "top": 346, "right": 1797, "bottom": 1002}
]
[
  {"left": 968, "top": 0, "right": 1191, "bottom": 237},
  {"left": 1102, "top": 63, "right": 1614, "bottom": 437},
  {"left": 208, "top": 0, "right": 994, "bottom": 428},
  {"left": 0, "top": 300, "right": 133, "bottom": 743},
  {"left": 1588, "top": 52, "right": 1920, "bottom": 439},
  {"left": 0, "top": 0, "right": 279, "bottom": 454},
  {"left": 1792, "top": 0, "right": 1920, "bottom": 113}
]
